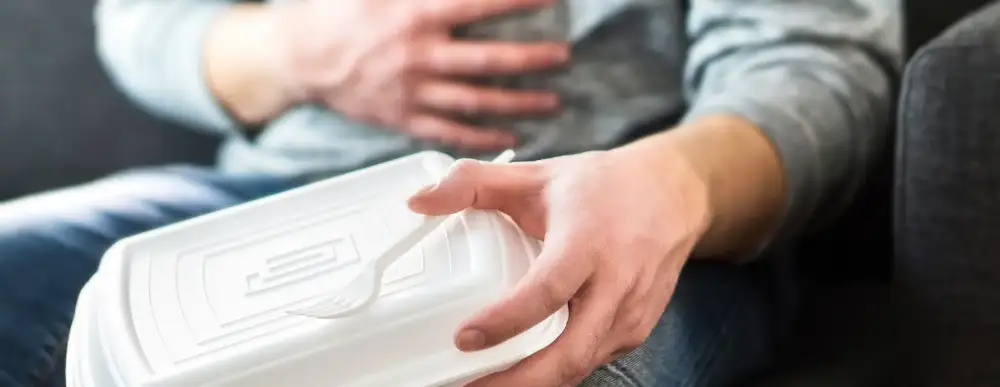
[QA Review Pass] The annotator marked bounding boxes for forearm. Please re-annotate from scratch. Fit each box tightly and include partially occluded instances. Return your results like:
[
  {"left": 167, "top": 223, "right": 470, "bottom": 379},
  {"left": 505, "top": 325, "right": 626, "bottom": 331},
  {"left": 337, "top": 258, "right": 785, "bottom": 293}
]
[
  {"left": 95, "top": 0, "right": 289, "bottom": 134},
  {"left": 625, "top": 52, "right": 899, "bottom": 260},
  {"left": 669, "top": 0, "right": 902, "bottom": 258}
]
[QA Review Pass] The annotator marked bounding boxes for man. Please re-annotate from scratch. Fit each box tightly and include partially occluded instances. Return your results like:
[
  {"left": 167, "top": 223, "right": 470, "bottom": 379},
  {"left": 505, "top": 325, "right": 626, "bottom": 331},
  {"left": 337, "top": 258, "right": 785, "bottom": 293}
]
[{"left": 0, "top": 0, "right": 901, "bottom": 386}]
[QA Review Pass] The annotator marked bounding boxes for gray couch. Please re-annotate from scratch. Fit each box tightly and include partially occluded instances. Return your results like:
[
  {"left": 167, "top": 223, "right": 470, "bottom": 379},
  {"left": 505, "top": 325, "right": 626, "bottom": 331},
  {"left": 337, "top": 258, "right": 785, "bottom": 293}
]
[
  {"left": 0, "top": 0, "right": 991, "bottom": 386},
  {"left": 896, "top": 1, "right": 1000, "bottom": 385},
  {"left": 0, "top": 0, "right": 218, "bottom": 200}
]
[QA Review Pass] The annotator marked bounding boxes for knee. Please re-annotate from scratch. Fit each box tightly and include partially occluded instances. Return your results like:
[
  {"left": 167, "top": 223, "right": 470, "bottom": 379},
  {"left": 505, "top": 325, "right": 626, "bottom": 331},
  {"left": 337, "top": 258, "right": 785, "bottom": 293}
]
[
  {"left": 0, "top": 183, "right": 129, "bottom": 280},
  {"left": 0, "top": 219, "right": 104, "bottom": 293},
  {"left": 0, "top": 214, "right": 102, "bottom": 387}
]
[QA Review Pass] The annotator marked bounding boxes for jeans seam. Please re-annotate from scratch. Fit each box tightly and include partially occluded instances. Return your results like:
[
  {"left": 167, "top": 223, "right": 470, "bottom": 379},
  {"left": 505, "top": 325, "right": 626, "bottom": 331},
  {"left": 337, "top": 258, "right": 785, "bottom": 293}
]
[{"left": 600, "top": 361, "right": 643, "bottom": 387}]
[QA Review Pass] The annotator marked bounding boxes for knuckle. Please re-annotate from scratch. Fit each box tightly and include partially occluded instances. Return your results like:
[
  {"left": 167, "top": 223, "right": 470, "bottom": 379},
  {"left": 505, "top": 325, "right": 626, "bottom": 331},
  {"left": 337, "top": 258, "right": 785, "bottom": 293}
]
[
  {"left": 404, "top": 116, "right": 436, "bottom": 137},
  {"left": 463, "top": 51, "right": 489, "bottom": 73},
  {"left": 395, "top": 45, "right": 419, "bottom": 73},
  {"left": 536, "top": 278, "right": 571, "bottom": 312},
  {"left": 611, "top": 267, "right": 640, "bottom": 290},
  {"left": 453, "top": 89, "right": 480, "bottom": 112},
  {"left": 417, "top": 82, "right": 448, "bottom": 108},
  {"left": 454, "top": 137, "right": 479, "bottom": 149},
  {"left": 619, "top": 308, "right": 646, "bottom": 333},
  {"left": 477, "top": 54, "right": 505, "bottom": 73},
  {"left": 473, "top": 92, "right": 497, "bottom": 112},
  {"left": 558, "top": 358, "right": 589, "bottom": 382},
  {"left": 449, "top": 158, "right": 483, "bottom": 178},
  {"left": 620, "top": 332, "right": 647, "bottom": 352},
  {"left": 500, "top": 51, "right": 526, "bottom": 70},
  {"left": 382, "top": 106, "right": 407, "bottom": 126},
  {"left": 411, "top": 82, "right": 431, "bottom": 104},
  {"left": 499, "top": 92, "right": 524, "bottom": 108},
  {"left": 608, "top": 349, "right": 630, "bottom": 363},
  {"left": 517, "top": 49, "right": 541, "bottom": 66}
]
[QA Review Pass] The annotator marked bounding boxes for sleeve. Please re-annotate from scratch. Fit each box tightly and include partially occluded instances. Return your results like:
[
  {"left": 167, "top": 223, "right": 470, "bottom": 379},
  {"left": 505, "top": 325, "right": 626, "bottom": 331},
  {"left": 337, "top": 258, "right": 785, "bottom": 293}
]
[
  {"left": 681, "top": 0, "right": 904, "bottom": 248},
  {"left": 94, "top": 0, "right": 242, "bottom": 136}
]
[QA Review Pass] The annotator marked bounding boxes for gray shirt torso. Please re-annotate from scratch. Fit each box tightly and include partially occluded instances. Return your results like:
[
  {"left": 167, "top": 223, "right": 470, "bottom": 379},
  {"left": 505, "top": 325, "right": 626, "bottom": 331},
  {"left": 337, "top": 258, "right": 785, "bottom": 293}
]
[
  {"left": 219, "top": 0, "right": 689, "bottom": 178},
  {"left": 94, "top": 0, "right": 903, "bottom": 244}
]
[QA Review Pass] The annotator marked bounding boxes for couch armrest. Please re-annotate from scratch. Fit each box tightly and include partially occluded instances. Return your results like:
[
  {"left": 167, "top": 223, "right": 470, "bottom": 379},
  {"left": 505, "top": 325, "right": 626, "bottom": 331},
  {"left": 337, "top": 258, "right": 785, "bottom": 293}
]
[{"left": 896, "top": 3, "right": 1000, "bottom": 385}]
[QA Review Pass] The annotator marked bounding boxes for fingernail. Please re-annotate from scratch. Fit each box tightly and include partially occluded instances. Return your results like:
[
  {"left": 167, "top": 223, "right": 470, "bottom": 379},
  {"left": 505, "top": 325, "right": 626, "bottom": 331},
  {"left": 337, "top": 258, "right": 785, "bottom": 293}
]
[{"left": 456, "top": 329, "right": 487, "bottom": 351}]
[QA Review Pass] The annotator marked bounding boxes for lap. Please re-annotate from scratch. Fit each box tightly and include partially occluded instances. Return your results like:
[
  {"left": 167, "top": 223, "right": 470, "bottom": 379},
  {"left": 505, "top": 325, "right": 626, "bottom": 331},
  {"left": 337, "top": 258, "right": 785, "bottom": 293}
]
[
  {"left": 0, "top": 166, "right": 780, "bottom": 387},
  {"left": 0, "top": 166, "right": 293, "bottom": 387},
  {"left": 580, "top": 261, "right": 778, "bottom": 387}
]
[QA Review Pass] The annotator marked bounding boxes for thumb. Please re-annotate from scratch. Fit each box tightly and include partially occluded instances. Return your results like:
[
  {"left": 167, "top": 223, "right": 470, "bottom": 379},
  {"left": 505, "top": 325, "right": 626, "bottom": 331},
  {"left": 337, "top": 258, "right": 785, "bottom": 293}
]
[
  {"left": 455, "top": 232, "right": 591, "bottom": 352},
  {"left": 407, "top": 158, "right": 544, "bottom": 216}
]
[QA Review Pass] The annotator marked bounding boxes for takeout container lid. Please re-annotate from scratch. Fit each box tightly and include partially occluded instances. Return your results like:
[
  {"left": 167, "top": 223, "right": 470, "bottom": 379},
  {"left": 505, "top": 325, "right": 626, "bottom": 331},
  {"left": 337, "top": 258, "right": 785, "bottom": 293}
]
[{"left": 65, "top": 151, "right": 568, "bottom": 387}]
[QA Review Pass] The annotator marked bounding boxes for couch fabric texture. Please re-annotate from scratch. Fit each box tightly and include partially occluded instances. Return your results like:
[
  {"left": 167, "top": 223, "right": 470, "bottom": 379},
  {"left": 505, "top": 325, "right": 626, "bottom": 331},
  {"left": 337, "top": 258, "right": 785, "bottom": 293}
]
[
  {"left": 896, "top": 1, "right": 1000, "bottom": 385},
  {"left": 0, "top": 0, "right": 218, "bottom": 200}
]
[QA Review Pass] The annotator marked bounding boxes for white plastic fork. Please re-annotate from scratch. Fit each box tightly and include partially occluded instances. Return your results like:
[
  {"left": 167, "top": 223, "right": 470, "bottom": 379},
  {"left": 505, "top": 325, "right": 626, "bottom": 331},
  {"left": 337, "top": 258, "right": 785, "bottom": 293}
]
[{"left": 286, "top": 149, "right": 517, "bottom": 319}]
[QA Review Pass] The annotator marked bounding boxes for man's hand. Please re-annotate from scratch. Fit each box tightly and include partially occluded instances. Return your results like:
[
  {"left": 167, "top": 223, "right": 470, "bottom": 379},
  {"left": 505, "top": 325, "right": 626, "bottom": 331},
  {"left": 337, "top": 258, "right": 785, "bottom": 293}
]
[
  {"left": 271, "top": 0, "right": 568, "bottom": 149},
  {"left": 406, "top": 115, "right": 785, "bottom": 386},
  {"left": 407, "top": 147, "right": 712, "bottom": 386}
]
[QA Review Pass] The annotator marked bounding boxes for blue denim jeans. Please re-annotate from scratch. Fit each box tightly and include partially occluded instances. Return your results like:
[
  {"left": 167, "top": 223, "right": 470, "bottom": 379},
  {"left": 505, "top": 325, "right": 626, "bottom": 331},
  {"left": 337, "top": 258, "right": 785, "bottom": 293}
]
[{"left": 0, "top": 166, "right": 776, "bottom": 387}]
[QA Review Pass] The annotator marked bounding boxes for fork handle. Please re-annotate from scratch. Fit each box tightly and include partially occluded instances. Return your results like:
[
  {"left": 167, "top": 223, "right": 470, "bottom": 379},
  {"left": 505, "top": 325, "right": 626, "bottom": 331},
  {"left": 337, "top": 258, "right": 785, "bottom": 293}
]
[
  {"left": 370, "top": 150, "right": 515, "bottom": 276},
  {"left": 371, "top": 214, "right": 451, "bottom": 276}
]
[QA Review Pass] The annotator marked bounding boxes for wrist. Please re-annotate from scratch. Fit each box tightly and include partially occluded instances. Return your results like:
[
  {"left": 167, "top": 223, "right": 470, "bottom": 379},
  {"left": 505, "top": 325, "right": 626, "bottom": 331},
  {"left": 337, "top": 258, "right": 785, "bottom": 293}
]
[
  {"left": 615, "top": 114, "right": 786, "bottom": 257},
  {"left": 205, "top": 4, "right": 297, "bottom": 126},
  {"left": 612, "top": 132, "right": 714, "bottom": 242}
]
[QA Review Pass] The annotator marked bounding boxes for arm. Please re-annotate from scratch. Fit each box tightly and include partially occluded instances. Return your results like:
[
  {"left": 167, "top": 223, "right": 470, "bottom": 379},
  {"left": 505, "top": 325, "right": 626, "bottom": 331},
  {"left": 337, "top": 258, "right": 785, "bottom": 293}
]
[
  {"left": 628, "top": 0, "right": 902, "bottom": 257},
  {"left": 94, "top": 0, "right": 289, "bottom": 134},
  {"left": 94, "top": 0, "right": 567, "bottom": 145}
]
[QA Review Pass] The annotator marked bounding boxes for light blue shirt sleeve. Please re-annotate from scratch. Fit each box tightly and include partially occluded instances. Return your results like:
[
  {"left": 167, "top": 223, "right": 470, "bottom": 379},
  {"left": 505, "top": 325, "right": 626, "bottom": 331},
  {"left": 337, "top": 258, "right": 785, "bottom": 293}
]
[
  {"left": 681, "top": 0, "right": 903, "bottom": 248},
  {"left": 94, "top": 0, "right": 240, "bottom": 136}
]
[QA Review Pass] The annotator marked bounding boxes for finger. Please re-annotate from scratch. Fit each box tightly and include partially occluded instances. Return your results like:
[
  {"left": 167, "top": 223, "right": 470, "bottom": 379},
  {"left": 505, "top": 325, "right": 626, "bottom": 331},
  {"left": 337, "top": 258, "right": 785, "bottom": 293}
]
[
  {"left": 416, "top": 81, "right": 559, "bottom": 116},
  {"left": 467, "top": 281, "right": 620, "bottom": 387},
  {"left": 417, "top": 0, "right": 558, "bottom": 25},
  {"left": 454, "top": 237, "right": 594, "bottom": 352},
  {"left": 422, "top": 42, "right": 569, "bottom": 75},
  {"left": 405, "top": 115, "right": 516, "bottom": 151},
  {"left": 595, "top": 306, "right": 657, "bottom": 366},
  {"left": 597, "top": 256, "right": 682, "bottom": 365},
  {"left": 407, "top": 157, "right": 545, "bottom": 216}
]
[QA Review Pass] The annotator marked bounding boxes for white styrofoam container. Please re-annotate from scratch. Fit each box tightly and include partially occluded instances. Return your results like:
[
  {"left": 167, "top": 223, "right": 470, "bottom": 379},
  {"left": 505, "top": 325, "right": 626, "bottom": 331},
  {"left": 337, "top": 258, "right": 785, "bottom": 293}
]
[{"left": 65, "top": 151, "right": 568, "bottom": 387}]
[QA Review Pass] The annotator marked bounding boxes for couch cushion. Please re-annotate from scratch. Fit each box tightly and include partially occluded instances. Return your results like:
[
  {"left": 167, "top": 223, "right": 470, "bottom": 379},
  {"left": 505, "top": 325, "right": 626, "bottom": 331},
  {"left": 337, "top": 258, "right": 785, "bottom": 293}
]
[
  {"left": 896, "top": 2, "right": 1000, "bottom": 385},
  {"left": 0, "top": 0, "right": 218, "bottom": 201}
]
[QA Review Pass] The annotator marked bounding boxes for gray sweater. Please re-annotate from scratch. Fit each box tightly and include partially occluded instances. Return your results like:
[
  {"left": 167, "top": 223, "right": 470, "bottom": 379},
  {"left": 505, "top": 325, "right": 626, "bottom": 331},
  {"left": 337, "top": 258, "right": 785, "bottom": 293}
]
[{"left": 92, "top": 0, "right": 902, "bottom": 244}]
